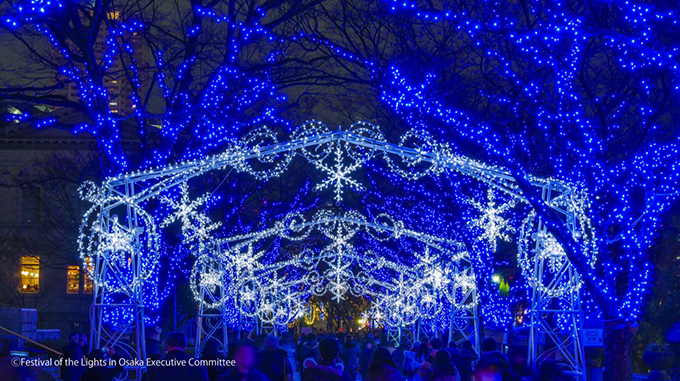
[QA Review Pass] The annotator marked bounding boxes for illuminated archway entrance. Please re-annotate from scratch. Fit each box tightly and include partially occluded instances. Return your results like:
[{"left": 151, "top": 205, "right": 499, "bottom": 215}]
[
  {"left": 79, "top": 121, "right": 594, "bottom": 379},
  {"left": 192, "top": 209, "right": 478, "bottom": 357}
]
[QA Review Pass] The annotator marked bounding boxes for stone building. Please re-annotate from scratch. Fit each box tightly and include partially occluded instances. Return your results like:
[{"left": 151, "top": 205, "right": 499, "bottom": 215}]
[{"left": 0, "top": 103, "right": 129, "bottom": 339}]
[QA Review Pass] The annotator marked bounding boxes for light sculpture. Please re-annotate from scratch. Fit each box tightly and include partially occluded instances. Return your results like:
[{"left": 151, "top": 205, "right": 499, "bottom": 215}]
[
  {"left": 204, "top": 209, "right": 472, "bottom": 327},
  {"left": 78, "top": 121, "right": 594, "bottom": 378}
]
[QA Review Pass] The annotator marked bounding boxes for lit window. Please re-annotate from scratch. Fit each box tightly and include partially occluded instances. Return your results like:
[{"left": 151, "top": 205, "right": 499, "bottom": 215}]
[
  {"left": 20, "top": 256, "right": 40, "bottom": 293},
  {"left": 107, "top": 11, "right": 121, "bottom": 20},
  {"left": 67, "top": 266, "right": 80, "bottom": 294},
  {"left": 83, "top": 258, "right": 95, "bottom": 294}
]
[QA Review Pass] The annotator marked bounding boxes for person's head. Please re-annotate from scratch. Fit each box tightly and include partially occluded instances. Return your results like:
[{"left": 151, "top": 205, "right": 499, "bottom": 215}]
[
  {"left": 165, "top": 332, "right": 187, "bottom": 352},
  {"left": 280, "top": 333, "right": 293, "bottom": 346},
  {"left": 88, "top": 349, "right": 105, "bottom": 361},
  {"left": 264, "top": 335, "right": 279, "bottom": 349},
  {"left": 146, "top": 326, "right": 162, "bottom": 342},
  {"left": 78, "top": 333, "right": 88, "bottom": 344},
  {"left": 306, "top": 333, "right": 316, "bottom": 343},
  {"left": 448, "top": 341, "right": 457, "bottom": 349},
  {"left": 319, "top": 338, "right": 340, "bottom": 363},
  {"left": 508, "top": 345, "right": 528, "bottom": 367},
  {"left": 462, "top": 340, "right": 473, "bottom": 351},
  {"left": 482, "top": 337, "right": 497, "bottom": 353},
  {"left": 432, "top": 350, "right": 457, "bottom": 377},
  {"left": 474, "top": 353, "right": 504, "bottom": 381},
  {"left": 344, "top": 334, "right": 353, "bottom": 344},
  {"left": 431, "top": 338, "right": 442, "bottom": 350},
  {"left": 364, "top": 339, "right": 374, "bottom": 350},
  {"left": 68, "top": 333, "right": 79, "bottom": 342},
  {"left": 368, "top": 347, "right": 397, "bottom": 372},
  {"left": 233, "top": 343, "right": 257, "bottom": 374},
  {"left": 416, "top": 342, "right": 430, "bottom": 361}
]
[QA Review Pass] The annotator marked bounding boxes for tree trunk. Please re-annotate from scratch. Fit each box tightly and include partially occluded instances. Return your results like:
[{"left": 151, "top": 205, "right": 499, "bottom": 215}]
[{"left": 603, "top": 323, "right": 637, "bottom": 381}]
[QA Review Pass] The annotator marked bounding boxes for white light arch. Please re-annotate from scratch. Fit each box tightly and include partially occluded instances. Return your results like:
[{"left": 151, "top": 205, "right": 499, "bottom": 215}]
[{"left": 79, "top": 121, "right": 593, "bottom": 380}]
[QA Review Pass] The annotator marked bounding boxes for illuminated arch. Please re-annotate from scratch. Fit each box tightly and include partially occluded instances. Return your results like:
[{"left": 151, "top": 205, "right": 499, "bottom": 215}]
[{"left": 79, "top": 121, "right": 593, "bottom": 379}]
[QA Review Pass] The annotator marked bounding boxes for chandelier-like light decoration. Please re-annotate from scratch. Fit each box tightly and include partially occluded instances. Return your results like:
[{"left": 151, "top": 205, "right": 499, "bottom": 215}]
[
  {"left": 185, "top": 208, "right": 476, "bottom": 328},
  {"left": 101, "top": 120, "right": 553, "bottom": 206}
]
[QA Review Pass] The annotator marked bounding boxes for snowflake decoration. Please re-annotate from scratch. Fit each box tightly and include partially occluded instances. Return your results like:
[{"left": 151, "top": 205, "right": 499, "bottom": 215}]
[
  {"left": 160, "top": 182, "right": 210, "bottom": 228},
  {"left": 468, "top": 189, "right": 517, "bottom": 252},
  {"left": 160, "top": 182, "right": 221, "bottom": 251},
  {"left": 241, "top": 284, "right": 256, "bottom": 304},
  {"left": 190, "top": 214, "right": 221, "bottom": 250},
  {"left": 199, "top": 268, "right": 224, "bottom": 294},
  {"left": 230, "top": 244, "right": 265, "bottom": 275},
  {"left": 99, "top": 218, "right": 139, "bottom": 268},
  {"left": 313, "top": 142, "right": 365, "bottom": 204},
  {"left": 321, "top": 240, "right": 353, "bottom": 302}
]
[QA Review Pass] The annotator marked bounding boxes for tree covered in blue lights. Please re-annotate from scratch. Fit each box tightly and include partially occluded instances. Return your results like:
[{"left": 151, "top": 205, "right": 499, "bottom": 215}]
[{"left": 308, "top": 1, "right": 679, "bottom": 379}]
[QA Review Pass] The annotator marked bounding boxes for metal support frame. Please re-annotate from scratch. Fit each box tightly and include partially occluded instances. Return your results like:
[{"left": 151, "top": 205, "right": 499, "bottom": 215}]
[
  {"left": 194, "top": 259, "right": 229, "bottom": 358},
  {"left": 527, "top": 185, "right": 586, "bottom": 379},
  {"left": 386, "top": 326, "right": 402, "bottom": 346},
  {"left": 449, "top": 288, "right": 481, "bottom": 354},
  {"left": 89, "top": 182, "right": 146, "bottom": 381}
]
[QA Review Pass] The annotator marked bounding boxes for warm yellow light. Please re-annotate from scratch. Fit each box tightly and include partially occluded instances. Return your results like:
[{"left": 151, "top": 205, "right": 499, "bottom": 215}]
[
  {"left": 67, "top": 265, "right": 80, "bottom": 294},
  {"left": 20, "top": 256, "right": 40, "bottom": 293},
  {"left": 107, "top": 11, "right": 121, "bottom": 20}
]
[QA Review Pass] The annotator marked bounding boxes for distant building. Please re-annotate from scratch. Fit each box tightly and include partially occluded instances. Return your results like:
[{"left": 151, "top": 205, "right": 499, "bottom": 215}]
[
  {"left": 52, "top": 11, "right": 151, "bottom": 116},
  {"left": 0, "top": 102, "right": 146, "bottom": 338}
]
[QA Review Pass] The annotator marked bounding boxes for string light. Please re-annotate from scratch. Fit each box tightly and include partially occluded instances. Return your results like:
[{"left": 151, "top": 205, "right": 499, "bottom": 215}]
[{"left": 78, "top": 121, "right": 596, "bottom": 334}]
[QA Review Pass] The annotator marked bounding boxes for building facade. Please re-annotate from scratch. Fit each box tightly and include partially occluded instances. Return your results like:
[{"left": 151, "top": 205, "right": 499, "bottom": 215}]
[{"left": 0, "top": 107, "right": 100, "bottom": 338}]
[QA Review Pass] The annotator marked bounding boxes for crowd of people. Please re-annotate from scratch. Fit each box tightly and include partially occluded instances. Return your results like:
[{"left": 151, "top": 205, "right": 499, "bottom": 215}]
[
  {"left": 56, "top": 329, "right": 576, "bottom": 381},
  {"left": 193, "top": 329, "right": 577, "bottom": 381}
]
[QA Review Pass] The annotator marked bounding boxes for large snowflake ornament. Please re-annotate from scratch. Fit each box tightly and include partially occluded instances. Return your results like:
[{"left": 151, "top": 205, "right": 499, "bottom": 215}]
[
  {"left": 199, "top": 268, "right": 224, "bottom": 294},
  {"left": 160, "top": 182, "right": 221, "bottom": 252},
  {"left": 230, "top": 244, "right": 265, "bottom": 275},
  {"left": 313, "top": 142, "right": 365, "bottom": 204},
  {"left": 468, "top": 189, "right": 517, "bottom": 252},
  {"left": 325, "top": 246, "right": 352, "bottom": 302},
  {"left": 160, "top": 182, "right": 210, "bottom": 228},
  {"left": 98, "top": 218, "right": 139, "bottom": 268}
]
